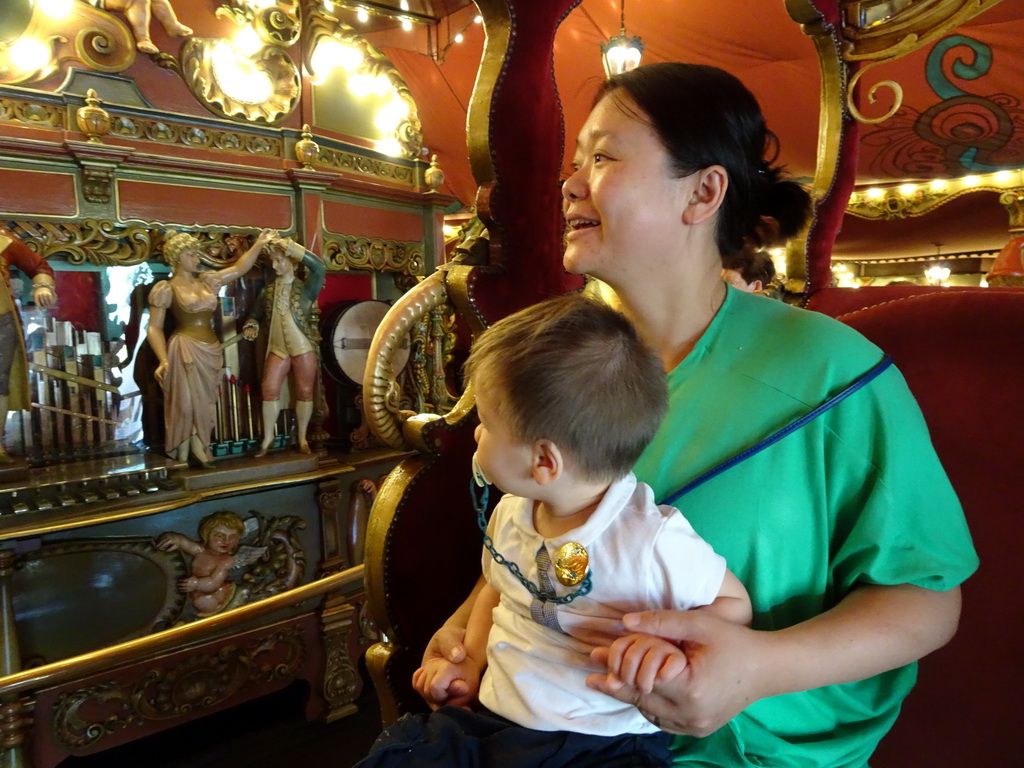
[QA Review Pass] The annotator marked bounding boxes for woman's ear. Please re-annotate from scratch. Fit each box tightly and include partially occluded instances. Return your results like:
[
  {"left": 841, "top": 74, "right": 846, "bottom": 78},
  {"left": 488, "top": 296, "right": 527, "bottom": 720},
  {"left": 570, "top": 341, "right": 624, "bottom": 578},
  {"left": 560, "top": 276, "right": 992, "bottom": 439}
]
[
  {"left": 682, "top": 165, "right": 728, "bottom": 226},
  {"left": 531, "top": 439, "right": 563, "bottom": 485}
]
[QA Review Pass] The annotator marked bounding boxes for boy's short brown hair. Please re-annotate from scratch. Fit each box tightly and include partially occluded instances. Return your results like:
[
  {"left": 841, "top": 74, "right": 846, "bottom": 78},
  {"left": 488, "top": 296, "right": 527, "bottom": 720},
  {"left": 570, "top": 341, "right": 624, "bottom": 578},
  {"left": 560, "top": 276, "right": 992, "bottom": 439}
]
[{"left": 465, "top": 294, "right": 667, "bottom": 481}]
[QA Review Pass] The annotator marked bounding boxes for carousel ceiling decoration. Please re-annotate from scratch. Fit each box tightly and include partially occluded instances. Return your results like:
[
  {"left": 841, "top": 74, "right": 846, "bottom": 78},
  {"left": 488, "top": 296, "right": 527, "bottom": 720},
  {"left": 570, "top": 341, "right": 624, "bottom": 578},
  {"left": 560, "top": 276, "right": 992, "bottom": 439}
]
[
  {"left": 0, "top": 0, "right": 136, "bottom": 85},
  {"left": 840, "top": 0, "right": 1005, "bottom": 124},
  {"left": 160, "top": 0, "right": 302, "bottom": 125},
  {"left": 303, "top": 4, "right": 423, "bottom": 159}
]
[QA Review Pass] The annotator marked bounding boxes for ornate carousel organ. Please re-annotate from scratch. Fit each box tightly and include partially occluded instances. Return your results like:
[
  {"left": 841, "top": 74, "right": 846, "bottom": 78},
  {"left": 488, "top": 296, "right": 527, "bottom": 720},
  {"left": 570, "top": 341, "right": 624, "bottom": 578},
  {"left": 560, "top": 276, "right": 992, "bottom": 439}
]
[{"left": 0, "top": 0, "right": 459, "bottom": 764}]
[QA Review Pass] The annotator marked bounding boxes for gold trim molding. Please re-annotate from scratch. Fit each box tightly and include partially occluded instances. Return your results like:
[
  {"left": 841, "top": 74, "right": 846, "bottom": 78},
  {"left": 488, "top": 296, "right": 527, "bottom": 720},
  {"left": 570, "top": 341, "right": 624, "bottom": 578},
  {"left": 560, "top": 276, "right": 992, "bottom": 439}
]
[
  {"left": 0, "top": 96, "right": 64, "bottom": 129},
  {"left": 108, "top": 112, "right": 284, "bottom": 157},
  {"left": 4, "top": 220, "right": 278, "bottom": 268},
  {"left": 323, "top": 233, "right": 424, "bottom": 275},
  {"left": 317, "top": 146, "right": 416, "bottom": 186},
  {"left": 54, "top": 625, "right": 306, "bottom": 749},
  {"left": 847, "top": 169, "right": 1024, "bottom": 219}
]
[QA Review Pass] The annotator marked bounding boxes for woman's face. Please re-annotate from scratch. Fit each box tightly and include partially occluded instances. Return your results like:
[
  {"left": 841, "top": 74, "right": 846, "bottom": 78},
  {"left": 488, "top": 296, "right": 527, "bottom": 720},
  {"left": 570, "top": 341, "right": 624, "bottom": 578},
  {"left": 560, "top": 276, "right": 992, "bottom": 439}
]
[
  {"left": 562, "top": 93, "right": 696, "bottom": 287},
  {"left": 177, "top": 246, "right": 200, "bottom": 273}
]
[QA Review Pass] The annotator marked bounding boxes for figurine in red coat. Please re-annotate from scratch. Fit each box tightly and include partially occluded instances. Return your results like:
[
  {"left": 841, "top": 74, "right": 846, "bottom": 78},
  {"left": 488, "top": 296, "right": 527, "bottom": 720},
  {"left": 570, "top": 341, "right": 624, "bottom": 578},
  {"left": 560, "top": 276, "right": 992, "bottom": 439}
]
[{"left": 0, "top": 229, "right": 56, "bottom": 462}]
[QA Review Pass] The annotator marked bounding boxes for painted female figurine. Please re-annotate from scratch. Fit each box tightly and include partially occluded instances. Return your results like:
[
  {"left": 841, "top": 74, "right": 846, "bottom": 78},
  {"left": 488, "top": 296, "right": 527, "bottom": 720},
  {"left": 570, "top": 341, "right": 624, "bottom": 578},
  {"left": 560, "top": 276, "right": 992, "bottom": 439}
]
[
  {"left": 147, "top": 229, "right": 274, "bottom": 468},
  {"left": 243, "top": 236, "right": 326, "bottom": 457}
]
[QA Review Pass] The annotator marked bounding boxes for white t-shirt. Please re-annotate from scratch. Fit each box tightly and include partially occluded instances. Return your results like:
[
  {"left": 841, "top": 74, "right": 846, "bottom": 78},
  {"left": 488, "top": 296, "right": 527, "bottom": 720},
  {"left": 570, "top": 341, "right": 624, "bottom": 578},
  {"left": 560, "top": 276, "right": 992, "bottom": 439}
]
[{"left": 479, "top": 472, "right": 726, "bottom": 735}]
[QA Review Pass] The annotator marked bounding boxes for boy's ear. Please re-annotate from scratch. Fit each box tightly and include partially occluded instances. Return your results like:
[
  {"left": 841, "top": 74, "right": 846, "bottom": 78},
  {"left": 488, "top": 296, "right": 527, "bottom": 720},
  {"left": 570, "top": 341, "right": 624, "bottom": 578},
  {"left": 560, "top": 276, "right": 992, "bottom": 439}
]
[{"left": 531, "top": 439, "right": 563, "bottom": 485}]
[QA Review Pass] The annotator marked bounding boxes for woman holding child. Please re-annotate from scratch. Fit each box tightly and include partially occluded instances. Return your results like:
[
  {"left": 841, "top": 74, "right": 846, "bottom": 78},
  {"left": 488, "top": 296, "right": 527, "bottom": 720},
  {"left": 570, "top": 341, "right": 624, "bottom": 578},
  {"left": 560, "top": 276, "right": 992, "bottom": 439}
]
[{"left": 412, "top": 62, "right": 977, "bottom": 767}]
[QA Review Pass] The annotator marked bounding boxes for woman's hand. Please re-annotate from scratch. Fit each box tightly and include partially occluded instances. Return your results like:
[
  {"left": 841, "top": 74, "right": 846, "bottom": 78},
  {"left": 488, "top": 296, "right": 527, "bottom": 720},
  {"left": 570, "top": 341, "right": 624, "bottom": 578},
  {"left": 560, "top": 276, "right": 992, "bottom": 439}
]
[
  {"left": 587, "top": 610, "right": 768, "bottom": 736},
  {"left": 415, "top": 624, "right": 473, "bottom": 709},
  {"left": 154, "top": 360, "right": 169, "bottom": 388}
]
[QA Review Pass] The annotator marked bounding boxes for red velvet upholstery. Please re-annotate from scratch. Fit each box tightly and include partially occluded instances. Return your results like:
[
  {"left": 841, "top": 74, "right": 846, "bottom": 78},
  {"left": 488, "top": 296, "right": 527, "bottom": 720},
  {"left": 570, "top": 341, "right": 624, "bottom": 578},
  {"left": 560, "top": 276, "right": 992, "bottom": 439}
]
[{"left": 809, "top": 286, "right": 1024, "bottom": 767}]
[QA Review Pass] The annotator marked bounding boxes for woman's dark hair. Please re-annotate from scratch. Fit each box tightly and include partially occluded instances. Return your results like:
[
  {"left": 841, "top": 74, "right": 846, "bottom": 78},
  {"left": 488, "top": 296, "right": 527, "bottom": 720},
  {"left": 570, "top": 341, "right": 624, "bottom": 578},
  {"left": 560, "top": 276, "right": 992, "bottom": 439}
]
[{"left": 599, "top": 63, "right": 812, "bottom": 257}]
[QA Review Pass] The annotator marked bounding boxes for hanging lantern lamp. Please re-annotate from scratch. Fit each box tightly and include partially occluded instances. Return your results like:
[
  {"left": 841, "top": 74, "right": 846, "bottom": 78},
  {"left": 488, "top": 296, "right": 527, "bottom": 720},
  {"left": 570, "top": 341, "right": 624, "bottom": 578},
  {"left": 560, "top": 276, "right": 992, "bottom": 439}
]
[{"left": 601, "top": 0, "right": 645, "bottom": 78}]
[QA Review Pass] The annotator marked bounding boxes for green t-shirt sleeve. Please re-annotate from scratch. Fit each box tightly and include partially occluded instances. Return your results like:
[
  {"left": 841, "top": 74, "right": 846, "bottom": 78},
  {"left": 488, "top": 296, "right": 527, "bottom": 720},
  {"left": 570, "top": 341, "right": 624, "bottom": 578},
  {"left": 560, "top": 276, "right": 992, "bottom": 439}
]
[{"left": 823, "top": 365, "right": 979, "bottom": 595}]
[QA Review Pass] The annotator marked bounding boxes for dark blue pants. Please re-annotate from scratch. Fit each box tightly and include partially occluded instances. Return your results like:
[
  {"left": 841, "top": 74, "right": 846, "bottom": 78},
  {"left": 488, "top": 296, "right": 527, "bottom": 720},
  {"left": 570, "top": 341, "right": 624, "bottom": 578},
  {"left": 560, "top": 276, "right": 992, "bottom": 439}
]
[{"left": 355, "top": 705, "right": 672, "bottom": 767}]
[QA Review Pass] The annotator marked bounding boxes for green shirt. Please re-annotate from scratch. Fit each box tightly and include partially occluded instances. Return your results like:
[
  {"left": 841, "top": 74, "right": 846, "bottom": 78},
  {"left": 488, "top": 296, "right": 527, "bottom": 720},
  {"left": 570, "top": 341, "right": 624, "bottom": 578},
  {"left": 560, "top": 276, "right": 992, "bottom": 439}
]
[{"left": 633, "top": 288, "right": 978, "bottom": 768}]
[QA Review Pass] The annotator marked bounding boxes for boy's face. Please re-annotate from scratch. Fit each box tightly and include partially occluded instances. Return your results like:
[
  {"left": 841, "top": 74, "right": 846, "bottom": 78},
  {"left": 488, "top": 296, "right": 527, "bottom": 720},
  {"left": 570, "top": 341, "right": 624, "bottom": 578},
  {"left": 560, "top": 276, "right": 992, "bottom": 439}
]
[{"left": 473, "top": 383, "right": 535, "bottom": 497}]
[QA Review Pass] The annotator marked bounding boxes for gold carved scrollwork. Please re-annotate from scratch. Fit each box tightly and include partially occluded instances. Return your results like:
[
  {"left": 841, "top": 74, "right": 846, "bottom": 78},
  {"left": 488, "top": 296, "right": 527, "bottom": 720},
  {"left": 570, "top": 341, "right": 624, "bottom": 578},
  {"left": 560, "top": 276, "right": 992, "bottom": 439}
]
[
  {"left": 0, "top": 96, "right": 64, "bottom": 129},
  {"left": 0, "top": 1, "right": 136, "bottom": 85},
  {"left": 54, "top": 626, "right": 306, "bottom": 749},
  {"left": 216, "top": 0, "right": 301, "bottom": 48},
  {"left": 7, "top": 219, "right": 153, "bottom": 266},
  {"left": 403, "top": 301, "right": 459, "bottom": 416},
  {"left": 303, "top": 7, "right": 423, "bottom": 159},
  {"left": 107, "top": 112, "right": 283, "bottom": 156},
  {"left": 177, "top": 36, "right": 300, "bottom": 125},
  {"left": 362, "top": 271, "right": 451, "bottom": 450},
  {"left": 317, "top": 147, "right": 415, "bottom": 185},
  {"left": 321, "top": 601, "right": 360, "bottom": 719},
  {"left": 1000, "top": 190, "right": 1024, "bottom": 231},
  {"left": 323, "top": 234, "right": 424, "bottom": 275},
  {"left": 839, "top": 0, "right": 1004, "bottom": 124}
]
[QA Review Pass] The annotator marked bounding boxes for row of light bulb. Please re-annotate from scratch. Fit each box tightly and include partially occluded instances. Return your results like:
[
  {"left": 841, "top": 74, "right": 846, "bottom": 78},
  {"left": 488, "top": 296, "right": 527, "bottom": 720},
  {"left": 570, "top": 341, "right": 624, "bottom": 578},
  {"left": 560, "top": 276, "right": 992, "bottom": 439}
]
[
  {"left": 323, "top": 1, "right": 482, "bottom": 34},
  {"left": 858, "top": 169, "right": 1020, "bottom": 200}
]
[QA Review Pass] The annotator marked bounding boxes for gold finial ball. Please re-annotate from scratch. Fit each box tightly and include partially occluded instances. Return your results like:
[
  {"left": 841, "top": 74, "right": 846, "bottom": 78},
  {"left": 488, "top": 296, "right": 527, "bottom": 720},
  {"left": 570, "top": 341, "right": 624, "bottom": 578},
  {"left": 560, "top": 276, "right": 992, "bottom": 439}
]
[
  {"left": 76, "top": 88, "right": 111, "bottom": 144},
  {"left": 295, "top": 124, "right": 320, "bottom": 170},
  {"left": 424, "top": 153, "right": 445, "bottom": 190}
]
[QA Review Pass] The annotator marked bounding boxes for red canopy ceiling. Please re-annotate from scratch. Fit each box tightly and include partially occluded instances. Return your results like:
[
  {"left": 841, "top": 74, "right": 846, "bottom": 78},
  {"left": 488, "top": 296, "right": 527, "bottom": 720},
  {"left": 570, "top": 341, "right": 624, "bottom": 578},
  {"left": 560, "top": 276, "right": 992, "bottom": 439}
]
[{"left": 381, "top": 0, "right": 1024, "bottom": 260}]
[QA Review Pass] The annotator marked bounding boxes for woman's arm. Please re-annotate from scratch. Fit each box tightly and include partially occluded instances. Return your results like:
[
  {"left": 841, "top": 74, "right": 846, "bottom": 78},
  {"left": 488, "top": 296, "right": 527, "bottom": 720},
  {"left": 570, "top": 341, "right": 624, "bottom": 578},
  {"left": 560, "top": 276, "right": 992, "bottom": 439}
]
[
  {"left": 212, "top": 229, "right": 275, "bottom": 286},
  {"left": 146, "top": 303, "right": 169, "bottom": 387},
  {"left": 588, "top": 582, "right": 962, "bottom": 736}
]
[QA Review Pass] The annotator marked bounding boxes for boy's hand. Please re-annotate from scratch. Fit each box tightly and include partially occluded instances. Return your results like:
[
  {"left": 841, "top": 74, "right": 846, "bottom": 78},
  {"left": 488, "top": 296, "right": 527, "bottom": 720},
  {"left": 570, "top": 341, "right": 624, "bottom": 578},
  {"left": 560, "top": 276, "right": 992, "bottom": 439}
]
[
  {"left": 594, "top": 632, "right": 688, "bottom": 694},
  {"left": 411, "top": 656, "right": 482, "bottom": 710}
]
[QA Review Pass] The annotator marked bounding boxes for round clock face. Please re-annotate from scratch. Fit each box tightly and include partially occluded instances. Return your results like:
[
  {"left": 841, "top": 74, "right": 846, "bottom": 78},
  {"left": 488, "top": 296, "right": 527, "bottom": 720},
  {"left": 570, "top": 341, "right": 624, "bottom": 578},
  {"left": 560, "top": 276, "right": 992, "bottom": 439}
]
[{"left": 322, "top": 300, "right": 409, "bottom": 385}]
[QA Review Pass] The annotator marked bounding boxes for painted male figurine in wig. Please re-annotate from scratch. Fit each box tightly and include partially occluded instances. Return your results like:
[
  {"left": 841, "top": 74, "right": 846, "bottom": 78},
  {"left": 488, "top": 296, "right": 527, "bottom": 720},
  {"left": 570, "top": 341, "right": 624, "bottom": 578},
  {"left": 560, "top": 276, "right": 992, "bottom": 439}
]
[
  {"left": 243, "top": 236, "right": 326, "bottom": 456},
  {"left": 0, "top": 229, "right": 56, "bottom": 463}
]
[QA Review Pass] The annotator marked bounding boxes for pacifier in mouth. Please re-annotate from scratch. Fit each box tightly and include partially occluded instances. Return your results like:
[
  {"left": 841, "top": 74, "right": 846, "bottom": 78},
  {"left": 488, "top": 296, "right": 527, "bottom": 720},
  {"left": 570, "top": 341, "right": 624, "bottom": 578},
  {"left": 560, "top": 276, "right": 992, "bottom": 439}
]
[{"left": 471, "top": 453, "right": 491, "bottom": 487}]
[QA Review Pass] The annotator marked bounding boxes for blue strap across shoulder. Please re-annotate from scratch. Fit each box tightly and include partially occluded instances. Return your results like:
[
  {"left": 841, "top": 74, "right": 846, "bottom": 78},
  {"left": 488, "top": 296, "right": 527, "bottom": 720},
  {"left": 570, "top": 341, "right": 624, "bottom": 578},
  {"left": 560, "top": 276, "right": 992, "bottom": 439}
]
[{"left": 660, "top": 355, "right": 893, "bottom": 507}]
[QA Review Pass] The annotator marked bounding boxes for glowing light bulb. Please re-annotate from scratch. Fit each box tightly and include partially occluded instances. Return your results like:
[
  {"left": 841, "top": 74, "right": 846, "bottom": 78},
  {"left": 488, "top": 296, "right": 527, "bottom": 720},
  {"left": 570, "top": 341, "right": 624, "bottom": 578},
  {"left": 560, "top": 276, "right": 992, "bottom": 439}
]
[
  {"left": 962, "top": 175, "right": 981, "bottom": 186},
  {"left": 348, "top": 73, "right": 390, "bottom": 97},
  {"left": 375, "top": 97, "right": 409, "bottom": 133},
  {"left": 866, "top": 187, "right": 884, "bottom": 199},
  {"left": 994, "top": 170, "right": 1012, "bottom": 183},
  {"left": 899, "top": 184, "right": 916, "bottom": 196},
  {"left": 39, "top": 0, "right": 74, "bottom": 17},
  {"left": 474, "top": 15, "right": 483, "bottom": 23},
  {"left": 7, "top": 38, "right": 52, "bottom": 74},
  {"left": 212, "top": 41, "right": 273, "bottom": 103},
  {"left": 357, "top": 7, "right": 369, "bottom": 22},
  {"left": 376, "top": 138, "right": 403, "bottom": 157},
  {"left": 233, "top": 26, "right": 263, "bottom": 57},
  {"left": 401, "top": 19, "right": 412, "bottom": 31},
  {"left": 454, "top": 33, "right": 464, "bottom": 43},
  {"left": 930, "top": 179, "right": 947, "bottom": 192}
]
